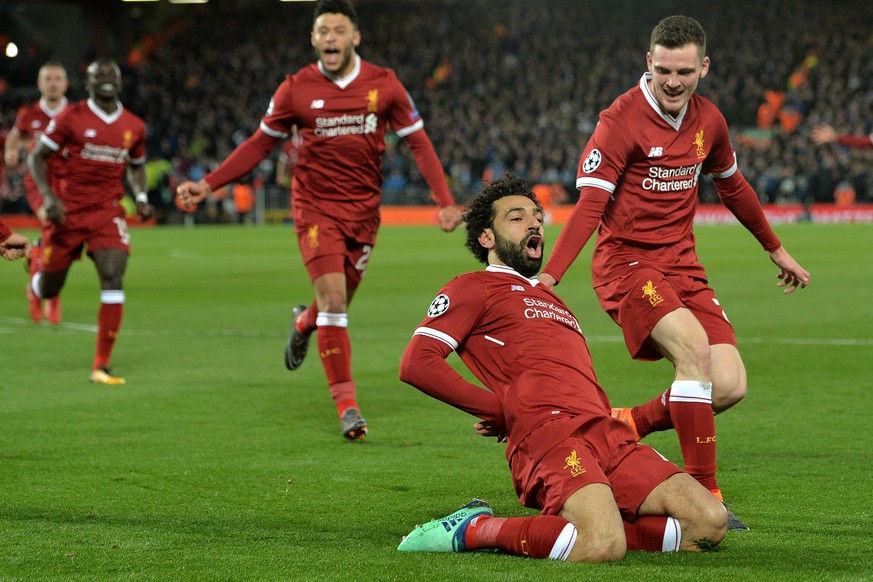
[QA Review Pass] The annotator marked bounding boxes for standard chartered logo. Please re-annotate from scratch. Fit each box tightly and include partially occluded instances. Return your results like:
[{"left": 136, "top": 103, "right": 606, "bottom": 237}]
[
  {"left": 642, "top": 163, "right": 702, "bottom": 192},
  {"left": 314, "top": 113, "right": 379, "bottom": 137},
  {"left": 522, "top": 297, "right": 582, "bottom": 333},
  {"left": 364, "top": 113, "right": 377, "bottom": 133},
  {"left": 81, "top": 142, "right": 128, "bottom": 164}
]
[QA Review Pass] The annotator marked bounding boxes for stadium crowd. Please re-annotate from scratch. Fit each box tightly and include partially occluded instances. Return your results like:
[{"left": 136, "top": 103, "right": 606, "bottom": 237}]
[{"left": 2, "top": 0, "right": 871, "bottom": 218}]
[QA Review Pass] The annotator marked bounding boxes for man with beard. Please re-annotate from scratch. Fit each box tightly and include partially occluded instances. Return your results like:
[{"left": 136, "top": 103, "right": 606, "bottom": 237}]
[
  {"left": 27, "top": 58, "right": 154, "bottom": 385},
  {"left": 397, "top": 175, "right": 726, "bottom": 562},
  {"left": 538, "top": 16, "right": 810, "bottom": 529},
  {"left": 176, "top": 0, "right": 459, "bottom": 441}
]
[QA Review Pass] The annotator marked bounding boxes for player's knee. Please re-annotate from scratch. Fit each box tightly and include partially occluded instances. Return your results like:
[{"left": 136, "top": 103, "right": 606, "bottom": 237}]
[
  {"left": 713, "top": 382, "right": 745, "bottom": 412},
  {"left": 691, "top": 500, "right": 727, "bottom": 550},
  {"left": 566, "top": 528, "right": 626, "bottom": 563},
  {"left": 712, "top": 367, "right": 746, "bottom": 412}
]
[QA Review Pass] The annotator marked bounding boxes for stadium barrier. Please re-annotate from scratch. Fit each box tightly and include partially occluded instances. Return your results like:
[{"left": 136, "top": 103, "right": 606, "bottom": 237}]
[
  {"left": 4, "top": 203, "right": 872, "bottom": 229},
  {"left": 378, "top": 204, "right": 873, "bottom": 226}
]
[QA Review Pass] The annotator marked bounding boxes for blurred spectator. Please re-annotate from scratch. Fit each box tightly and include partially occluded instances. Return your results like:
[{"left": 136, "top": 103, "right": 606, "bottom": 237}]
[{"left": 2, "top": 0, "right": 870, "bottom": 209}]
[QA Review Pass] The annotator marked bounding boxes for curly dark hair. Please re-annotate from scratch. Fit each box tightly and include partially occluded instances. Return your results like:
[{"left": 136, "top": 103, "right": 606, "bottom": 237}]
[
  {"left": 650, "top": 15, "right": 706, "bottom": 54},
  {"left": 314, "top": 0, "right": 359, "bottom": 28},
  {"left": 463, "top": 174, "right": 542, "bottom": 265}
]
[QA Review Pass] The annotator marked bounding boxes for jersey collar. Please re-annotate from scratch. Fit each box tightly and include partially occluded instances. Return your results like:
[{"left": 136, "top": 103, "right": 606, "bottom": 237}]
[
  {"left": 485, "top": 264, "right": 541, "bottom": 286},
  {"left": 87, "top": 98, "right": 124, "bottom": 125},
  {"left": 39, "top": 97, "right": 68, "bottom": 118},
  {"left": 317, "top": 54, "right": 361, "bottom": 89},
  {"left": 640, "top": 72, "right": 687, "bottom": 131}
]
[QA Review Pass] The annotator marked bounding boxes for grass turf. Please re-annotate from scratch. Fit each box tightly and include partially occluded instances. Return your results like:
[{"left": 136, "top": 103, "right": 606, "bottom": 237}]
[{"left": 1, "top": 222, "right": 871, "bottom": 580}]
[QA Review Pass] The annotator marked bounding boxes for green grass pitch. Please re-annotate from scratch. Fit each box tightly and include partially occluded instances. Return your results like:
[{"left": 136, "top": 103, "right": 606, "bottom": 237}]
[{"left": 1, "top": 221, "right": 871, "bottom": 580}]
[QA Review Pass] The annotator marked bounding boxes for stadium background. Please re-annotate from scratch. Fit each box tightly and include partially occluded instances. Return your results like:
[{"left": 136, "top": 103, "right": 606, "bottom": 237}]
[
  {"left": 2, "top": 2, "right": 872, "bottom": 578},
  {"left": 0, "top": 0, "right": 871, "bottom": 224}
]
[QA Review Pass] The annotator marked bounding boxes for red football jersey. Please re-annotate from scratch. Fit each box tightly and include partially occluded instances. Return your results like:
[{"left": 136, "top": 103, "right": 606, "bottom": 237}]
[
  {"left": 575, "top": 74, "right": 738, "bottom": 284},
  {"left": 13, "top": 97, "right": 69, "bottom": 188},
  {"left": 412, "top": 265, "right": 611, "bottom": 453},
  {"left": 260, "top": 56, "right": 425, "bottom": 218},
  {"left": 40, "top": 99, "right": 146, "bottom": 213},
  {"left": 0, "top": 216, "right": 12, "bottom": 242}
]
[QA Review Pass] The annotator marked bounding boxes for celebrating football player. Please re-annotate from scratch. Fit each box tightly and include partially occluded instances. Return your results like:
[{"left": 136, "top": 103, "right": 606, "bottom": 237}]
[
  {"left": 398, "top": 174, "right": 727, "bottom": 561},
  {"left": 27, "top": 58, "right": 154, "bottom": 385},
  {"left": 537, "top": 15, "right": 810, "bottom": 529},
  {"left": 176, "top": 0, "right": 460, "bottom": 441}
]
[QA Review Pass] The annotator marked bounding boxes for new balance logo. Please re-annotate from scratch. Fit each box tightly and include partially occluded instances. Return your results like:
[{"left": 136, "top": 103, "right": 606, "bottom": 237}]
[
  {"left": 310, "top": 99, "right": 325, "bottom": 109},
  {"left": 647, "top": 147, "right": 663, "bottom": 157},
  {"left": 511, "top": 285, "right": 525, "bottom": 291}
]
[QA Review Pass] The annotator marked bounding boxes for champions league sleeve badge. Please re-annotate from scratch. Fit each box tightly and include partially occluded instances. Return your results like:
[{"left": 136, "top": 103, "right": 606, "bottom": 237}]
[
  {"left": 581, "top": 149, "right": 602, "bottom": 173},
  {"left": 427, "top": 294, "right": 450, "bottom": 317}
]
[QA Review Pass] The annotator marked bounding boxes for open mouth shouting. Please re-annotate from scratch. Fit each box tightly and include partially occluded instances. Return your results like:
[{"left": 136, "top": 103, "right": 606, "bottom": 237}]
[{"left": 525, "top": 233, "right": 544, "bottom": 260}]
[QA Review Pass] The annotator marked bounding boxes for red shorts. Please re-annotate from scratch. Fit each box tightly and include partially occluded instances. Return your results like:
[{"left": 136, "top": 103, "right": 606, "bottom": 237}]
[
  {"left": 510, "top": 415, "right": 681, "bottom": 520},
  {"left": 594, "top": 268, "right": 736, "bottom": 361},
  {"left": 294, "top": 207, "right": 379, "bottom": 290},
  {"left": 42, "top": 205, "right": 130, "bottom": 272}
]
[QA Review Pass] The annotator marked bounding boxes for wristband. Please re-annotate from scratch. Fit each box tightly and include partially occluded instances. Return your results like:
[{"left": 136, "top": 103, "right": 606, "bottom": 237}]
[{"left": 135, "top": 192, "right": 149, "bottom": 204}]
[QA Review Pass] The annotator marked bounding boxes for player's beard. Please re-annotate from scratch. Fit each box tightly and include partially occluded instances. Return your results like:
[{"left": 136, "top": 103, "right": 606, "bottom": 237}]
[
  {"left": 493, "top": 232, "right": 542, "bottom": 278},
  {"left": 318, "top": 44, "right": 354, "bottom": 77}
]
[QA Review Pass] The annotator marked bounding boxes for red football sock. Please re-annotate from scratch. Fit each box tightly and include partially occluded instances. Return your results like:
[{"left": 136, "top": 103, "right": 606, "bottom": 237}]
[
  {"left": 632, "top": 388, "right": 674, "bottom": 438},
  {"left": 624, "top": 516, "right": 681, "bottom": 552},
  {"left": 316, "top": 317, "right": 356, "bottom": 406},
  {"left": 336, "top": 399, "right": 359, "bottom": 418},
  {"left": 29, "top": 244, "right": 43, "bottom": 277},
  {"left": 466, "top": 515, "right": 576, "bottom": 560},
  {"left": 669, "top": 380, "right": 718, "bottom": 492},
  {"left": 296, "top": 303, "right": 318, "bottom": 335},
  {"left": 93, "top": 293, "right": 124, "bottom": 370}
]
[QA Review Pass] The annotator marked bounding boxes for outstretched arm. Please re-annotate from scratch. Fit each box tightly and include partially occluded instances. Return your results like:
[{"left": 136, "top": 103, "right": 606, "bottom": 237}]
[
  {"left": 176, "top": 129, "right": 278, "bottom": 209},
  {"left": 715, "top": 171, "right": 809, "bottom": 293},
  {"left": 539, "top": 185, "right": 611, "bottom": 287},
  {"left": 404, "top": 129, "right": 460, "bottom": 232},
  {"left": 811, "top": 123, "right": 873, "bottom": 149},
  {"left": 399, "top": 334, "right": 504, "bottom": 436},
  {"left": 767, "top": 246, "right": 810, "bottom": 294}
]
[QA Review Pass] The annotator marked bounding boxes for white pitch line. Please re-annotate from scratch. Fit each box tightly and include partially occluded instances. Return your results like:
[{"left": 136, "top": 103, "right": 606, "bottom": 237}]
[{"left": 2, "top": 318, "right": 871, "bottom": 346}]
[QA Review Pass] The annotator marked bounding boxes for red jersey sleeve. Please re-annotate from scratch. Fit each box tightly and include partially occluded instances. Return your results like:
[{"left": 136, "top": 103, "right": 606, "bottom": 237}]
[
  {"left": 0, "top": 217, "right": 12, "bottom": 242},
  {"left": 714, "top": 170, "right": 781, "bottom": 251},
  {"left": 260, "top": 78, "right": 297, "bottom": 139},
  {"left": 204, "top": 130, "right": 279, "bottom": 191},
  {"left": 13, "top": 105, "right": 29, "bottom": 134},
  {"left": 541, "top": 186, "right": 611, "bottom": 283},
  {"left": 399, "top": 276, "right": 502, "bottom": 423},
  {"left": 542, "top": 107, "right": 634, "bottom": 283},
  {"left": 385, "top": 77, "right": 454, "bottom": 208},
  {"left": 403, "top": 129, "right": 454, "bottom": 207},
  {"left": 205, "top": 79, "right": 293, "bottom": 190},
  {"left": 837, "top": 134, "right": 873, "bottom": 149},
  {"left": 399, "top": 335, "right": 502, "bottom": 422}
]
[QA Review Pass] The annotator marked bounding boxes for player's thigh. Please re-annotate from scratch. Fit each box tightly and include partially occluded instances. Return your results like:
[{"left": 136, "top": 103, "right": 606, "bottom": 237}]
[
  {"left": 649, "top": 307, "right": 710, "bottom": 369},
  {"left": 90, "top": 248, "right": 129, "bottom": 288},
  {"left": 560, "top": 484, "right": 626, "bottom": 562},
  {"left": 596, "top": 268, "right": 686, "bottom": 361}
]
